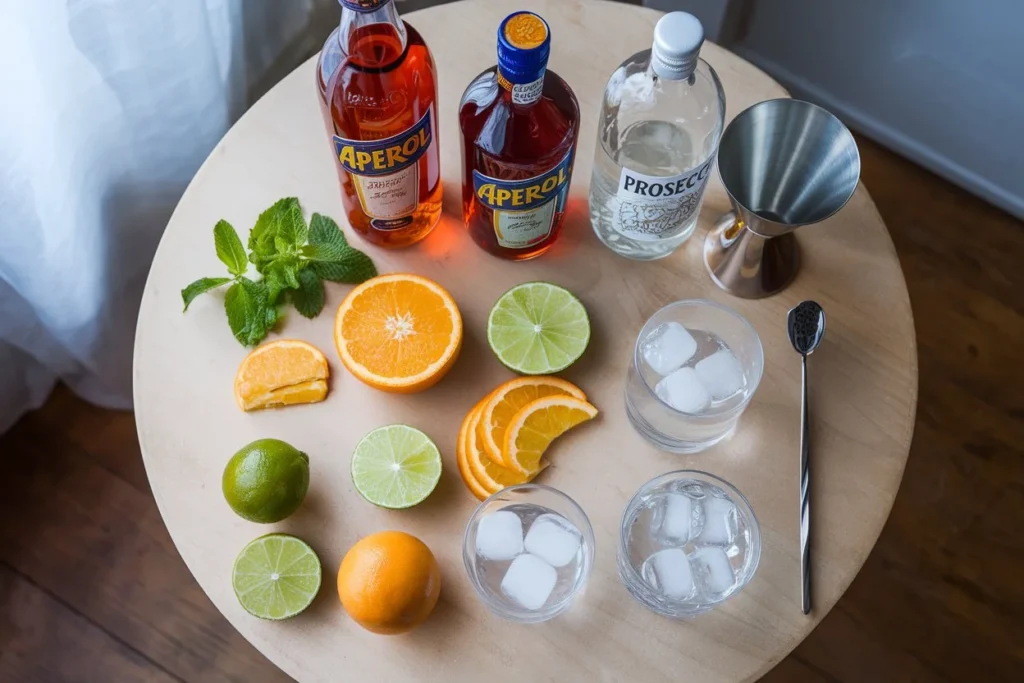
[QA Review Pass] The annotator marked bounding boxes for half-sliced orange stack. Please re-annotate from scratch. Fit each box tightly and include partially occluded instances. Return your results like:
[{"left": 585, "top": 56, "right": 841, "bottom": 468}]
[
  {"left": 234, "top": 339, "right": 329, "bottom": 411},
  {"left": 456, "top": 376, "right": 597, "bottom": 500}
]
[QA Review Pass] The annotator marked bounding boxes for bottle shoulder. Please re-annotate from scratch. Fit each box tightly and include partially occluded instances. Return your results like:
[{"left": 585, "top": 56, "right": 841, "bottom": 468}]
[
  {"left": 459, "top": 67, "right": 579, "bottom": 164},
  {"left": 320, "top": 19, "right": 438, "bottom": 143},
  {"left": 601, "top": 52, "right": 724, "bottom": 124},
  {"left": 318, "top": 20, "right": 435, "bottom": 82}
]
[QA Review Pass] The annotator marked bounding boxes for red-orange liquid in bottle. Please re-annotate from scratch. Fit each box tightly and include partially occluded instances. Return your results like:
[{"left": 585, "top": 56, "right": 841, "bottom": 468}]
[
  {"left": 318, "top": 0, "right": 441, "bottom": 248},
  {"left": 458, "top": 11, "right": 580, "bottom": 260}
]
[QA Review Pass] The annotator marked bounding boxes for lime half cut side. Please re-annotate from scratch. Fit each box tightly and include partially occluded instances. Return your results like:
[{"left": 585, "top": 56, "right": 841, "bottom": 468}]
[
  {"left": 351, "top": 425, "right": 442, "bottom": 509},
  {"left": 232, "top": 534, "right": 322, "bottom": 620},
  {"left": 487, "top": 282, "right": 591, "bottom": 375}
]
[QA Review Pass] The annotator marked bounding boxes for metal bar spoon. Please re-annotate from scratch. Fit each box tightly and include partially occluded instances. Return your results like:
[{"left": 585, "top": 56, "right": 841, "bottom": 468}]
[{"left": 787, "top": 301, "right": 826, "bottom": 615}]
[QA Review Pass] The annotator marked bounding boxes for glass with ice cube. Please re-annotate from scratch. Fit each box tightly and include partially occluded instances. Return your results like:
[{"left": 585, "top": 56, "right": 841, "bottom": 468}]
[
  {"left": 463, "top": 484, "right": 595, "bottom": 623},
  {"left": 626, "top": 299, "right": 763, "bottom": 452},
  {"left": 618, "top": 470, "right": 761, "bottom": 617}
]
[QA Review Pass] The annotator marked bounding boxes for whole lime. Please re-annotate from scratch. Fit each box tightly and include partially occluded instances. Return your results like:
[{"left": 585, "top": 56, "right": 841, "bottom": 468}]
[{"left": 222, "top": 439, "right": 310, "bottom": 523}]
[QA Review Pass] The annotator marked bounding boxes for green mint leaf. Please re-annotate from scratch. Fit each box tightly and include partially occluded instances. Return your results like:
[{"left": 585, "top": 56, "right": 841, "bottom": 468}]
[
  {"left": 282, "top": 264, "right": 301, "bottom": 290},
  {"left": 311, "top": 247, "right": 377, "bottom": 284},
  {"left": 224, "top": 278, "right": 275, "bottom": 346},
  {"left": 265, "top": 304, "right": 281, "bottom": 329},
  {"left": 262, "top": 268, "right": 289, "bottom": 305},
  {"left": 213, "top": 220, "right": 248, "bottom": 276},
  {"left": 303, "top": 243, "right": 347, "bottom": 263},
  {"left": 308, "top": 213, "right": 349, "bottom": 251},
  {"left": 249, "top": 197, "right": 303, "bottom": 259},
  {"left": 274, "top": 235, "right": 293, "bottom": 255},
  {"left": 290, "top": 268, "right": 325, "bottom": 319},
  {"left": 181, "top": 277, "right": 232, "bottom": 311},
  {"left": 279, "top": 200, "right": 308, "bottom": 246},
  {"left": 261, "top": 257, "right": 303, "bottom": 301}
]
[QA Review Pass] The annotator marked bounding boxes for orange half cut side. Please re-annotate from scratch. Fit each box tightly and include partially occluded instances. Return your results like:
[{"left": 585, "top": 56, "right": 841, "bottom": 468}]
[{"left": 334, "top": 274, "right": 462, "bottom": 394}]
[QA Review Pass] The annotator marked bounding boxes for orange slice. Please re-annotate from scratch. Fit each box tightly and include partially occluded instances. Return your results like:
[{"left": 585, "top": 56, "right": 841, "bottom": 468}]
[
  {"left": 503, "top": 395, "right": 598, "bottom": 475},
  {"left": 477, "top": 376, "right": 586, "bottom": 468},
  {"left": 457, "top": 401, "right": 493, "bottom": 501},
  {"left": 466, "top": 401, "right": 539, "bottom": 492},
  {"left": 233, "top": 339, "right": 329, "bottom": 411},
  {"left": 334, "top": 274, "right": 462, "bottom": 393}
]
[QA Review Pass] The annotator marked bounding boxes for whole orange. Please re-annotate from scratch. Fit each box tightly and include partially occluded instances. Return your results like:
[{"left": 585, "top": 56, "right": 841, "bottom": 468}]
[{"left": 337, "top": 530, "right": 441, "bottom": 635}]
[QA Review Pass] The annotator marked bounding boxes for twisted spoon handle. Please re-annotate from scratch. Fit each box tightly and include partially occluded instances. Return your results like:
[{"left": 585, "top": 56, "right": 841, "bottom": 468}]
[{"left": 800, "top": 353, "right": 811, "bottom": 615}]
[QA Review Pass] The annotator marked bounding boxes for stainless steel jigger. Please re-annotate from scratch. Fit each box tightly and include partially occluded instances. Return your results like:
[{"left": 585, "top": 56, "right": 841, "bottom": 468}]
[{"left": 703, "top": 99, "right": 861, "bottom": 299}]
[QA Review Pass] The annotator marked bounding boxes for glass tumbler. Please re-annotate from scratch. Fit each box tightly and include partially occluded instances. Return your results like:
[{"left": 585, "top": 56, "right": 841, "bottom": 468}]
[
  {"left": 618, "top": 470, "right": 761, "bottom": 618},
  {"left": 625, "top": 299, "right": 763, "bottom": 453},
  {"left": 463, "top": 484, "right": 595, "bottom": 623}
]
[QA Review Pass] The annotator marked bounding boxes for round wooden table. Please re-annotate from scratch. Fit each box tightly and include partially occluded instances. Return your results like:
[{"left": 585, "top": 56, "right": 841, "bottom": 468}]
[{"left": 134, "top": 1, "right": 918, "bottom": 681}]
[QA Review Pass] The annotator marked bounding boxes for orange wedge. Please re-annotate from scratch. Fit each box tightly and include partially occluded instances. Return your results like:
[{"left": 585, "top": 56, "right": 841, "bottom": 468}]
[
  {"left": 457, "top": 401, "right": 493, "bottom": 501},
  {"left": 233, "top": 339, "right": 329, "bottom": 411},
  {"left": 334, "top": 274, "right": 462, "bottom": 394},
  {"left": 477, "top": 376, "right": 586, "bottom": 468},
  {"left": 503, "top": 395, "right": 598, "bottom": 475},
  {"left": 466, "top": 402, "right": 538, "bottom": 492}
]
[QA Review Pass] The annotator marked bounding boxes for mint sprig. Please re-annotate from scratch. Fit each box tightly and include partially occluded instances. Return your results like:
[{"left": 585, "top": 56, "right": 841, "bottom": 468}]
[{"left": 181, "top": 198, "right": 377, "bottom": 346}]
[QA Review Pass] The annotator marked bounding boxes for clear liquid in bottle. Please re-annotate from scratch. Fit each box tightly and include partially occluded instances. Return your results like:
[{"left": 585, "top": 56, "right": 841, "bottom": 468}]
[{"left": 589, "top": 13, "right": 725, "bottom": 260}]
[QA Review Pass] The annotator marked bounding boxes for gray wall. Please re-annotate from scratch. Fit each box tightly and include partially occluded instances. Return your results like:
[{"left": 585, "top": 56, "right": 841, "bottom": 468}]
[{"left": 647, "top": 0, "right": 1024, "bottom": 219}]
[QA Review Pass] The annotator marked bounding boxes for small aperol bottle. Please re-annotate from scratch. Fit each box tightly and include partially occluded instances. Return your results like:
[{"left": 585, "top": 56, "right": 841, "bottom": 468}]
[
  {"left": 459, "top": 11, "right": 580, "bottom": 260},
  {"left": 318, "top": 0, "right": 441, "bottom": 248}
]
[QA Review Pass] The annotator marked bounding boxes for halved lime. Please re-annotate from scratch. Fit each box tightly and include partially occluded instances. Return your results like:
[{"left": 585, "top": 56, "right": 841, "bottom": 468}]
[
  {"left": 487, "top": 282, "right": 591, "bottom": 374},
  {"left": 232, "top": 534, "right": 322, "bottom": 620},
  {"left": 351, "top": 425, "right": 442, "bottom": 509}
]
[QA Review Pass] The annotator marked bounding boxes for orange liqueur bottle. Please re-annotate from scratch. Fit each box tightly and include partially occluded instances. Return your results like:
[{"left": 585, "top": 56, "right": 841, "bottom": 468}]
[
  {"left": 459, "top": 12, "right": 580, "bottom": 260},
  {"left": 318, "top": 0, "right": 441, "bottom": 248}
]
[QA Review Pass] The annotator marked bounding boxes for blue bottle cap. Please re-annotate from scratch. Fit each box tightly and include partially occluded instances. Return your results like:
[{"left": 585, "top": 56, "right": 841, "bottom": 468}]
[
  {"left": 497, "top": 11, "right": 551, "bottom": 85},
  {"left": 340, "top": 0, "right": 390, "bottom": 13}
]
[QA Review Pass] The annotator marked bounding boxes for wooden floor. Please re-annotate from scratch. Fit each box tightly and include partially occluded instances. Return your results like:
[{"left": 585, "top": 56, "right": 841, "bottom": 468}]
[{"left": 1, "top": 136, "right": 1022, "bottom": 682}]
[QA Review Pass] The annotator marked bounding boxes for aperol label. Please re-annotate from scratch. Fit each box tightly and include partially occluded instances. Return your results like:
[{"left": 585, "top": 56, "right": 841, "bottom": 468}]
[
  {"left": 333, "top": 107, "right": 433, "bottom": 177},
  {"left": 472, "top": 148, "right": 574, "bottom": 249},
  {"left": 333, "top": 107, "right": 433, "bottom": 222}
]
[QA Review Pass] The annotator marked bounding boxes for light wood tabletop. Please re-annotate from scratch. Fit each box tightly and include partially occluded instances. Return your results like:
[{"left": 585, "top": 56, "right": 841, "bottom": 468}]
[{"left": 133, "top": 1, "right": 918, "bottom": 681}]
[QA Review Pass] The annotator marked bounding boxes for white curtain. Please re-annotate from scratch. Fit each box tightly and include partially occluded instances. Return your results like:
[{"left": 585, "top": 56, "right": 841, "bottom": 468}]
[{"left": 0, "top": 0, "right": 327, "bottom": 433}]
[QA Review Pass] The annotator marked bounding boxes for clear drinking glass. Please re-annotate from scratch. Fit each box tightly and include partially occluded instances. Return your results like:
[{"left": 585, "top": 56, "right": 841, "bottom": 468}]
[
  {"left": 463, "top": 484, "right": 595, "bottom": 623},
  {"left": 618, "top": 470, "right": 761, "bottom": 618},
  {"left": 625, "top": 299, "right": 763, "bottom": 453}
]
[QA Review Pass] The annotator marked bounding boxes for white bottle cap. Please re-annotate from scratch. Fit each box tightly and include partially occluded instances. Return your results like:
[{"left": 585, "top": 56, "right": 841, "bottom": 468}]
[{"left": 651, "top": 12, "right": 704, "bottom": 80}]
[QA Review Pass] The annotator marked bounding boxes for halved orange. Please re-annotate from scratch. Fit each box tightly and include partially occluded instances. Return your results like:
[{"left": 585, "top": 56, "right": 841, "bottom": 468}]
[
  {"left": 456, "top": 401, "right": 493, "bottom": 501},
  {"left": 477, "top": 376, "right": 586, "bottom": 468},
  {"left": 233, "top": 339, "right": 329, "bottom": 411},
  {"left": 503, "top": 395, "right": 598, "bottom": 475},
  {"left": 334, "top": 274, "right": 462, "bottom": 393},
  {"left": 466, "top": 402, "right": 538, "bottom": 492}
]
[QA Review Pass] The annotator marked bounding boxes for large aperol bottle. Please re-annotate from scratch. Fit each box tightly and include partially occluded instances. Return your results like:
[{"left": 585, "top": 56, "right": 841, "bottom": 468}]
[
  {"left": 459, "top": 11, "right": 580, "bottom": 260},
  {"left": 318, "top": 0, "right": 441, "bottom": 248}
]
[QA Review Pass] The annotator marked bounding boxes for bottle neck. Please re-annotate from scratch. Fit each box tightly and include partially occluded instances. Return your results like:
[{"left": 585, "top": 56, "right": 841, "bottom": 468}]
[
  {"left": 340, "top": 0, "right": 407, "bottom": 68},
  {"left": 497, "top": 64, "right": 547, "bottom": 108},
  {"left": 651, "top": 43, "right": 699, "bottom": 81}
]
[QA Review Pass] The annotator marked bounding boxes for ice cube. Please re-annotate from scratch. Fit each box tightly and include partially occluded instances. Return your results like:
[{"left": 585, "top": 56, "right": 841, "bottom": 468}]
[
  {"left": 655, "top": 367, "right": 711, "bottom": 413},
  {"left": 641, "top": 322, "right": 698, "bottom": 376},
  {"left": 475, "top": 510, "right": 524, "bottom": 561},
  {"left": 692, "top": 546, "right": 735, "bottom": 596},
  {"left": 501, "top": 553, "right": 557, "bottom": 610},
  {"left": 694, "top": 348, "right": 745, "bottom": 400},
  {"left": 641, "top": 548, "right": 695, "bottom": 600},
  {"left": 654, "top": 493, "right": 694, "bottom": 543},
  {"left": 697, "top": 496, "right": 738, "bottom": 545},
  {"left": 523, "top": 513, "right": 582, "bottom": 568}
]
